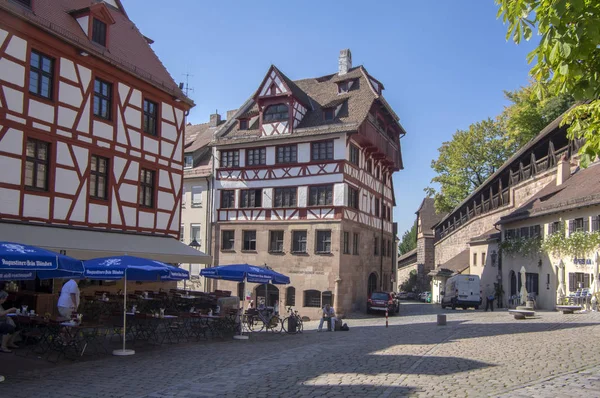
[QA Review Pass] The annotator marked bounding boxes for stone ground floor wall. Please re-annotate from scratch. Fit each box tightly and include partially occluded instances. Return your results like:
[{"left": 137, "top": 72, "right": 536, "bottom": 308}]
[
  {"left": 396, "top": 263, "right": 417, "bottom": 291},
  {"left": 211, "top": 219, "right": 395, "bottom": 320}
]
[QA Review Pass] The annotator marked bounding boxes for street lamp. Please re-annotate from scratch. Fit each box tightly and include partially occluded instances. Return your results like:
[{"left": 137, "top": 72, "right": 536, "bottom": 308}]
[{"left": 188, "top": 239, "right": 201, "bottom": 291}]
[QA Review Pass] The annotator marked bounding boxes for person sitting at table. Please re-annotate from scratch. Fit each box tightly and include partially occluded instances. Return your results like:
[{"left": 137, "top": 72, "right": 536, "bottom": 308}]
[
  {"left": 318, "top": 304, "right": 337, "bottom": 332},
  {"left": 57, "top": 279, "right": 81, "bottom": 319},
  {"left": 0, "top": 290, "right": 19, "bottom": 352}
]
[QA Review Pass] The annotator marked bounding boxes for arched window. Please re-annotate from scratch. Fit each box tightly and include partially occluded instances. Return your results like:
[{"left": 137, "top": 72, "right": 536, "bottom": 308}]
[
  {"left": 303, "top": 289, "right": 321, "bottom": 308},
  {"left": 286, "top": 286, "right": 296, "bottom": 306},
  {"left": 255, "top": 284, "right": 280, "bottom": 308},
  {"left": 263, "top": 104, "right": 288, "bottom": 122},
  {"left": 322, "top": 291, "right": 333, "bottom": 307},
  {"left": 368, "top": 273, "right": 377, "bottom": 296}
]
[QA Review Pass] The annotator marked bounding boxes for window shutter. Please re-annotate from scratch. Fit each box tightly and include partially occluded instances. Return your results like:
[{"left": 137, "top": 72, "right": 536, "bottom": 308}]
[
  {"left": 593, "top": 216, "right": 600, "bottom": 232},
  {"left": 192, "top": 186, "right": 202, "bottom": 205},
  {"left": 569, "top": 220, "right": 574, "bottom": 234},
  {"left": 584, "top": 218, "right": 590, "bottom": 232},
  {"left": 569, "top": 273, "right": 575, "bottom": 292},
  {"left": 182, "top": 186, "right": 186, "bottom": 206},
  {"left": 584, "top": 273, "right": 591, "bottom": 289}
]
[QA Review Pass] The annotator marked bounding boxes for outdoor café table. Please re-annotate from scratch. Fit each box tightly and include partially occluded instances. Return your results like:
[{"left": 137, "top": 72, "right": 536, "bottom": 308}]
[
  {"left": 199, "top": 314, "right": 235, "bottom": 338},
  {"left": 53, "top": 321, "right": 108, "bottom": 361}
]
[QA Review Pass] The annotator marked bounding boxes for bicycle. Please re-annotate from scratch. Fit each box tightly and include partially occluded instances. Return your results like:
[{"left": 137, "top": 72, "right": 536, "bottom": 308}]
[
  {"left": 243, "top": 307, "right": 282, "bottom": 333},
  {"left": 281, "top": 306, "right": 303, "bottom": 334}
]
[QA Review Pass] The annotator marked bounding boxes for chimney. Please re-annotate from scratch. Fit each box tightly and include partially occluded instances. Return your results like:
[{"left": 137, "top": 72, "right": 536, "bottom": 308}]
[
  {"left": 556, "top": 154, "right": 571, "bottom": 186},
  {"left": 226, "top": 109, "right": 238, "bottom": 121},
  {"left": 209, "top": 112, "right": 221, "bottom": 127},
  {"left": 338, "top": 49, "right": 352, "bottom": 75}
]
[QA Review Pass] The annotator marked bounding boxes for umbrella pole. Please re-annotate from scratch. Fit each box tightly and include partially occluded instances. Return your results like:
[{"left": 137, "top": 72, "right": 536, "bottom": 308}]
[
  {"left": 234, "top": 279, "right": 249, "bottom": 340},
  {"left": 113, "top": 270, "right": 135, "bottom": 356}
]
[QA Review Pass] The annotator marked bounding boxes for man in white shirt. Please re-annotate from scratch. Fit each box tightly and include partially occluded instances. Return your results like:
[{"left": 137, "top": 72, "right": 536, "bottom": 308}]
[
  {"left": 318, "top": 304, "right": 337, "bottom": 332},
  {"left": 57, "top": 279, "right": 80, "bottom": 318}
]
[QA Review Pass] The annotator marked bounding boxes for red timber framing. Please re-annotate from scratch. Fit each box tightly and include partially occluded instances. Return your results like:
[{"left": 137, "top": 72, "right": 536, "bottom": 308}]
[{"left": 0, "top": 10, "right": 190, "bottom": 238}]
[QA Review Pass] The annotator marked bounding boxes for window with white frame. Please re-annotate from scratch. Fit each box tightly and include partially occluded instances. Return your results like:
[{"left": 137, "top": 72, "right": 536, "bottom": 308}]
[
  {"left": 191, "top": 186, "right": 203, "bottom": 207},
  {"left": 182, "top": 186, "right": 186, "bottom": 207},
  {"left": 184, "top": 155, "right": 193, "bottom": 169},
  {"left": 180, "top": 225, "right": 184, "bottom": 242},
  {"left": 190, "top": 224, "right": 201, "bottom": 244},
  {"left": 316, "top": 230, "right": 332, "bottom": 254}
]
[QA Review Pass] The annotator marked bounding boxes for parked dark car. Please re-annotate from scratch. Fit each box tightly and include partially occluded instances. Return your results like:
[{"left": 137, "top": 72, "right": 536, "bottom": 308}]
[
  {"left": 406, "top": 292, "right": 418, "bottom": 300},
  {"left": 397, "top": 291, "right": 409, "bottom": 300},
  {"left": 367, "top": 291, "right": 400, "bottom": 314}
]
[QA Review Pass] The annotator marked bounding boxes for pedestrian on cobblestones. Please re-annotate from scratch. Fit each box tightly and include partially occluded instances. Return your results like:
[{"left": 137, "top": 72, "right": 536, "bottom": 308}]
[
  {"left": 318, "top": 304, "right": 337, "bottom": 332},
  {"left": 485, "top": 285, "right": 495, "bottom": 312}
]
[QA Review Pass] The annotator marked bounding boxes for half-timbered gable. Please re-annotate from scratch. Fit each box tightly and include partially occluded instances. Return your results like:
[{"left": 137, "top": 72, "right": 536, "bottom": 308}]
[
  {"left": 211, "top": 49, "right": 406, "bottom": 319},
  {"left": 0, "top": 0, "right": 209, "bottom": 265}
]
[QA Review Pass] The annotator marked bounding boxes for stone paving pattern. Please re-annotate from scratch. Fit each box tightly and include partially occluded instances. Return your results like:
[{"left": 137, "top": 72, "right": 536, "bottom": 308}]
[{"left": 2, "top": 303, "right": 600, "bottom": 397}]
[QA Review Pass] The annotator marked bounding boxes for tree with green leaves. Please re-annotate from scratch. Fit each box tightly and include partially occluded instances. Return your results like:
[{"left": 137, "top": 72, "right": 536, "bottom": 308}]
[
  {"left": 501, "top": 83, "right": 575, "bottom": 149},
  {"left": 426, "top": 119, "right": 513, "bottom": 213},
  {"left": 400, "top": 270, "right": 419, "bottom": 293},
  {"left": 496, "top": 0, "right": 600, "bottom": 167},
  {"left": 398, "top": 222, "right": 417, "bottom": 256}
]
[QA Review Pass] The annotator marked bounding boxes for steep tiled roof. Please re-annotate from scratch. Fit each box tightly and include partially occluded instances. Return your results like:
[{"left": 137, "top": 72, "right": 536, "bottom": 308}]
[
  {"left": 215, "top": 65, "right": 403, "bottom": 144},
  {"left": 498, "top": 161, "right": 600, "bottom": 224},
  {"left": 0, "top": 0, "right": 192, "bottom": 105},
  {"left": 397, "top": 248, "right": 417, "bottom": 268},
  {"left": 184, "top": 122, "right": 220, "bottom": 153},
  {"left": 417, "top": 198, "right": 447, "bottom": 232},
  {"left": 440, "top": 249, "right": 470, "bottom": 273}
]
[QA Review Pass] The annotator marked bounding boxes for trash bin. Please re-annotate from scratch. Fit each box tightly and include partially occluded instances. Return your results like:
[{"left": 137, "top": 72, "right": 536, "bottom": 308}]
[{"left": 287, "top": 316, "right": 297, "bottom": 333}]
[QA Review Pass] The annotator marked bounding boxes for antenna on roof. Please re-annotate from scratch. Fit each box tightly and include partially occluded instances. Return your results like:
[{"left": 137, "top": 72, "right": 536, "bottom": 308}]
[{"left": 181, "top": 72, "right": 194, "bottom": 97}]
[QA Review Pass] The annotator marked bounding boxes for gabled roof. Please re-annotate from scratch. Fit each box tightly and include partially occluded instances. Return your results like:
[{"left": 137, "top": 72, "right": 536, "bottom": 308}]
[
  {"left": 215, "top": 65, "right": 405, "bottom": 145},
  {"left": 0, "top": 0, "right": 192, "bottom": 106},
  {"left": 397, "top": 248, "right": 417, "bottom": 268},
  {"left": 417, "top": 198, "right": 447, "bottom": 232},
  {"left": 498, "top": 161, "right": 600, "bottom": 224},
  {"left": 184, "top": 121, "right": 224, "bottom": 153},
  {"left": 439, "top": 249, "right": 470, "bottom": 274}
]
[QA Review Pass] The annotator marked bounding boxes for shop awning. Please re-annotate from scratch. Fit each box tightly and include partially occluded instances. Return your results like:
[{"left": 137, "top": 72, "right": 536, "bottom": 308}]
[{"left": 0, "top": 223, "right": 212, "bottom": 264}]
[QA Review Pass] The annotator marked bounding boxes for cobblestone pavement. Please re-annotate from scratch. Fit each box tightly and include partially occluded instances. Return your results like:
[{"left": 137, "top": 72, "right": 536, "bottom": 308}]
[{"left": 3, "top": 303, "right": 600, "bottom": 397}]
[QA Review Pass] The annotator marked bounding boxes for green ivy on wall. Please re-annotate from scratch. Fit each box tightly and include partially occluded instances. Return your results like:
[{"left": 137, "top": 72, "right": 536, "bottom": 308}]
[
  {"left": 500, "top": 236, "right": 542, "bottom": 258},
  {"left": 541, "top": 231, "right": 600, "bottom": 259}
]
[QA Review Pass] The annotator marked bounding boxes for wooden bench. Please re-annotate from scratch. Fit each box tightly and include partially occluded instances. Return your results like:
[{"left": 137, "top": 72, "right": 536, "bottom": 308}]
[
  {"left": 508, "top": 309, "right": 535, "bottom": 319},
  {"left": 556, "top": 305, "right": 582, "bottom": 314}
]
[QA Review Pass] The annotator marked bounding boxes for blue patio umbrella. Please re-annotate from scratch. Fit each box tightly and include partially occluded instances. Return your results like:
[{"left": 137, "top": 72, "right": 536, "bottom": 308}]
[
  {"left": 0, "top": 241, "right": 83, "bottom": 281},
  {"left": 201, "top": 264, "right": 290, "bottom": 340},
  {"left": 83, "top": 255, "right": 189, "bottom": 356}
]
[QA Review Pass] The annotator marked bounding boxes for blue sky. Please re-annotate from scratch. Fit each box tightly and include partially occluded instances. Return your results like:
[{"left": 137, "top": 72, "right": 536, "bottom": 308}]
[{"left": 125, "top": 0, "right": 537, "bottom": 236}]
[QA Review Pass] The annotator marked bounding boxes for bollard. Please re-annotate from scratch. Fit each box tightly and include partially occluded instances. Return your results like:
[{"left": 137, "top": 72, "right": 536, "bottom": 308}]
[
  {"left": 437, "top": 314, "right": 446, "bottom": 326},
  {"left": 385, "top": 308, "right": 389, "bottom": 328}
]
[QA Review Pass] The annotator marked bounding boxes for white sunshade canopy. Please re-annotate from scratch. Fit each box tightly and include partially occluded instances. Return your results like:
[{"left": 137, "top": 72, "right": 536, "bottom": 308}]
[{"left": 0, "top": 222, "right": 212, "bottom": 264}]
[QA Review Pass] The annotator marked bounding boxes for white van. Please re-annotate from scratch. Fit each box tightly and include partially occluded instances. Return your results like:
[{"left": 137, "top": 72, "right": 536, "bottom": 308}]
[{"left": 440, "top": 274, "right": 481, "bottom": 310}]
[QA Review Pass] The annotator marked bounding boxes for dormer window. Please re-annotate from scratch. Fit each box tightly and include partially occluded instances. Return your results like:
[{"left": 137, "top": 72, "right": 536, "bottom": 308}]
[
  {"left": 338, "top": 81, "right": 349, "bottom": 94},
  {"left": 92, "top": 18, "right": 107, "bottom": 46},
  {"left": 184, "top": 155, "right": 193, "bottom": 169},
  {"left": 324, "top": 108, "right": 335, "bottom": 121},
  {"left": 13, "top": 0, "right": 31, "bottom": 8},
  {"left": 239, "top": 119, "right": 248, "bottom": 130},
  {"left": 263, "top": 104, "right": 288, "bottom": 123}
]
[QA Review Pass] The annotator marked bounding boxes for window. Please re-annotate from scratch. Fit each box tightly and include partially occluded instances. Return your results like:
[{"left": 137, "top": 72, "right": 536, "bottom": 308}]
[
  {"left": 316, "top": 230, "right": 332, "bottom": 254},
  {"left": 375, "top": 198, "right": 380, "bottom": 217},
  {"left": 243, "top": 230, "right": 257, "bottom": 251},
  {"left": 349, "top": 144, "right": 359, "bottom": 166},
  {"left": 593, "top": 216, "right": 600, "bottom": 232},
  {"left": 286, "top": 287, "right": 296, "bottom": 306},
  {"left": 569, "top": 218, "right": 587, "bottom": 234},
  {"left": 263, "top": 104, "right": 288, "bottom": 122},
  {"left": 240, "top": 189, "right": 262, "bottom": 208},
  {"left": 276, "top": 145, "right": 297, "bottom": 164},
  {"left": 292, "top": 231, "right": 307, "bottom": 253},
  {"left": 518, "top": 272, "right": 539, "bottom": 296},
  {"left": 138, "top": 169, "right": 155, "bottom": 208},
  {"left": 220, "top": 190, "right": 235, "bottom": 208},
  {"left": 184, "top": 155, "right": 193, "bottom": 169},
  {"left": 182, "top": 186, "right": 186, "bottom": 207},
  {"left": 322, "top": 291, "right": 333, "bottom": 306},
  {"left": 190, "top": 224, "right": 201, "bottom": 243},
  {"left": 89, "top": 155, "right": 109, "bottom": 200},
  {"left": 92, "top": 18, "right": 107, "bottom": 46},
  {"left": 568, "top": 272, "right": 591, "bottom": 292},
  {"left": 366, "top": 159, "right": 372, "bottom": 174},
  {"left": 14, "top": 0, "right": 31, "bottom": 7},
  {"left": 269, "top": 231, "right": 284, "bottom": 253},
  {"left": 311, "top": 141, "right": 334, "bottom": 161},
  {"left": 324, "top": 108, "right": 334, "bottom": 121},
  {"left": 191, "top": 186, "right": 203, "bottom": 207},
  {"left": 220, "top": 150, "right": 239, "bottom": 167},
  {"left": 353, "top": 233, "right": 359, "bottom": 255},
  {"left": 473, "top": 253, "right": 477, "bottom": 267},
  {"left": 221, "top": 230, "right": 235, "bottom": 251},
  {"left": 274, "top": 187, "right": 297, "bottom": 207},
  {"left": 304, "top": 290, "right": 321, "bottom": 308},
  {"left": 481, "top": 252, "right": 486, "bottom": 266},
  {"left": 25, "top": 139, "right": 49, "bottom": 190},
  {"left": 338, "top": 81, "right": 349, "bottom": 93},
  {"left": 143, "top": 99, "right": 158, "bottom": 136},
  {"left": 348, "top": 187, "right": 359, "bottom": 209},
  {"left": 246, "top": 148, "right": 266, "bottom": 166},
  {"left": 551, "top": 221, "right": 562, "bottom": 235},
  {"left": 343, "top": 232, "right": 350, "bottom": 254},
  {"left": 93, "top": 78, "right": 112, "bottom": 120},
  {"left": 309, "top": 185, "right": 333, "bottom": 206},
  {"left": 505, "top": 229, "right": 515, "bottom": 240},
  {"left": 381, "top": 239, "right": 386, "bottom": 257},
  {"left": 29, "top": 50, "right": 54, "bottom": 99},
  {"left": 375, "top": 166, "right": 380, "bottom": 180},
  {"left": 374, "top": 237, "right": 379, "bottom": 256},
  {"left": 180, "top": 225, "right": 184, "bottom": 242},
  {"left": 520, "top": 227, "right": 530, "bottom": 239},
  {"left": 239, "top": 119, "right": 248, "bottom": 130},
  {"left": 237, "top": 283, "right": 244, "bottom": 301},
  {"left": 368, "top": 273, "right": 377, "bottom": 296}
]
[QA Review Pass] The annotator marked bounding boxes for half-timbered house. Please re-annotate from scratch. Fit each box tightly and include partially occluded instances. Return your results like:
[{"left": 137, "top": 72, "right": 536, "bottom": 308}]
[
  {"left": 211, "top": 50, "right": 405, "bottom": 318},
  {"left": 0, "top": 0, "right": 210, "bottom": 266}
]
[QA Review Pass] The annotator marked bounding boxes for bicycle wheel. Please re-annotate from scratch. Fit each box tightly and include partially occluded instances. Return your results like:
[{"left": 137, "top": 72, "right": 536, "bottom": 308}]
[
  {"left": 267, "top": 315, "right": 282, "bottom": 333},
  {"left": 281, "top": 316, "right": 290, "bottom": 333},
  {"left": 296, "top": 317, "right": 303, "bottom": 333}
]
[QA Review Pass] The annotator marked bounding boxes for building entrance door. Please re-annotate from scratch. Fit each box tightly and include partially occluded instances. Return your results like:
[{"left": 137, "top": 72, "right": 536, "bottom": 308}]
[{"left": 255, "top": 284, "right": 279, "bottom": 308}]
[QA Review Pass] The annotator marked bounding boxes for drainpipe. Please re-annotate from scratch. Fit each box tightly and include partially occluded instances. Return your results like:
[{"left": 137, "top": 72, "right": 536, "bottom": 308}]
[{"left": 379, "top": 173, "right": 385, "bottom": 290}]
